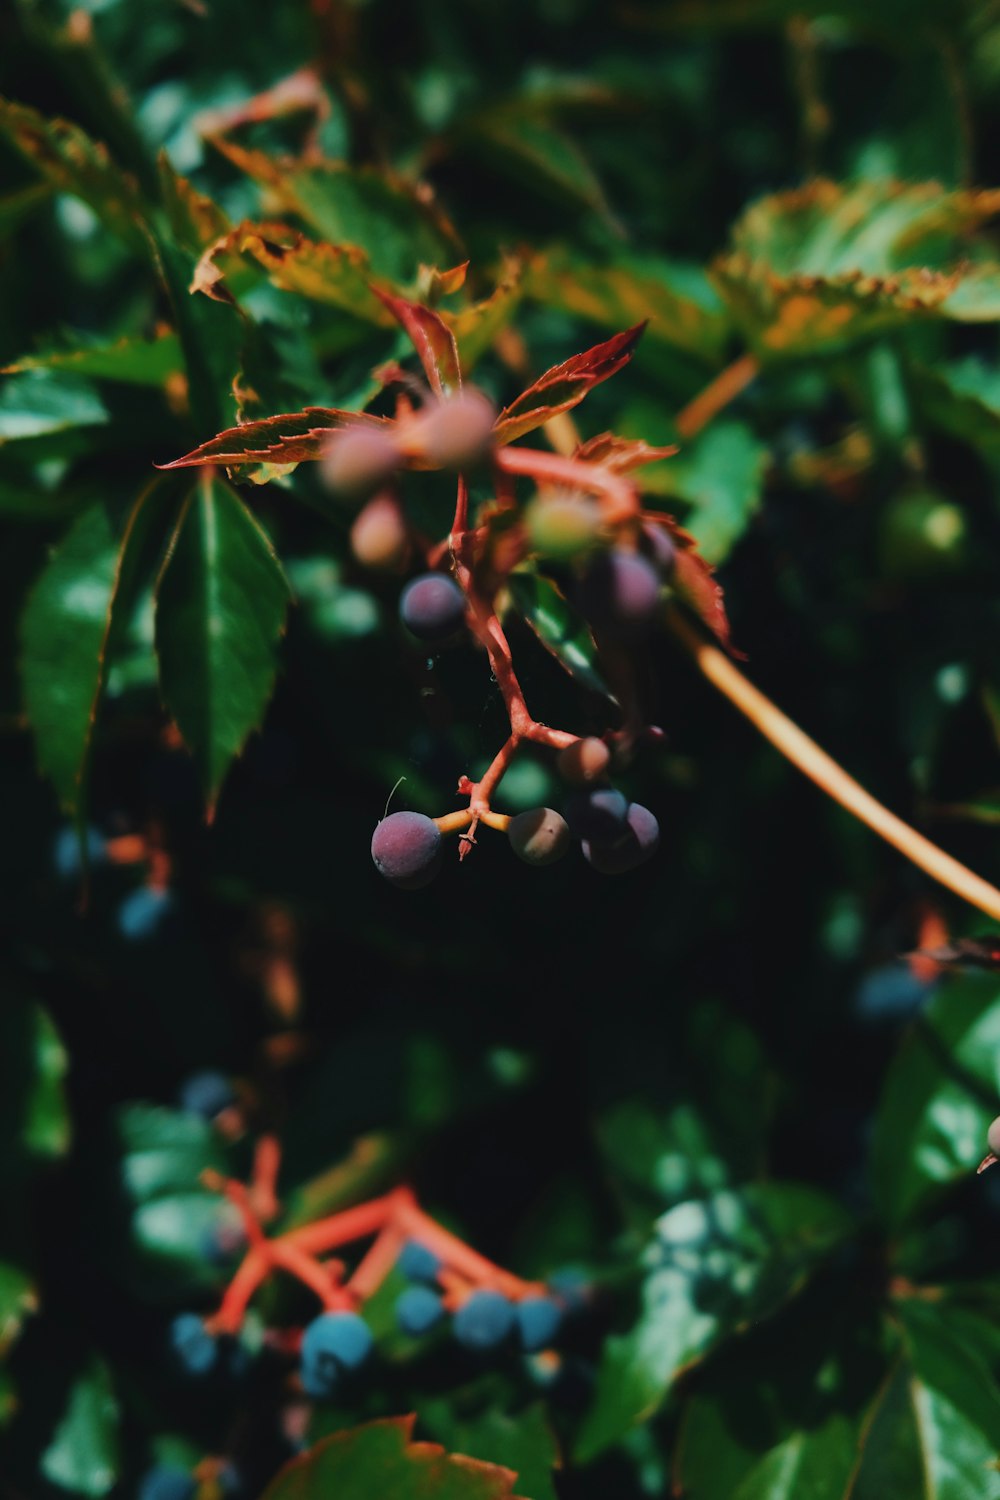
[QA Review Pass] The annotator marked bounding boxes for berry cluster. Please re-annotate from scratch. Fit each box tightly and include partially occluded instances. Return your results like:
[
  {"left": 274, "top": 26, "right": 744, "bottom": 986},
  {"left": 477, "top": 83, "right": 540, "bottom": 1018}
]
[
  {"left": 371, "top": 734, "right": 659, "bottom": 888},
  {"left": 162, "top": 1139, "right": 588, "bottom": 1417}
]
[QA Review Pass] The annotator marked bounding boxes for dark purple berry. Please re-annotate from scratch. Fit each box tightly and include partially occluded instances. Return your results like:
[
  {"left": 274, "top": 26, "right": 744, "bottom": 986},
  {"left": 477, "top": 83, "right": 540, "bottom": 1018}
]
[
  {"left": 583, "top": 802, "right": 660, "bottom": 874},
  {"left": 371, "top": 811, "right": 442, "bottom": 889},
  {"left": 399, "top": 573, "right": 466, "bottom": 644},
  {"left": 565, "top": 787, "right": 629, "bottom": 842},
  {"left": 579, "top": 549, "right": 662, "bottom": 637}
]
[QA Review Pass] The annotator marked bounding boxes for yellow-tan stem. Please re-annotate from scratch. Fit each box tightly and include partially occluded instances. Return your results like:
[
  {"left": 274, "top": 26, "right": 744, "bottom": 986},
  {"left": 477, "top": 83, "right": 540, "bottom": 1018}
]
[
  {"left": 674, "top": 353, "right": 760, "bottom": 441},
  {"left": 666, "top": 606, "right": 1000, "bottom": 924}
]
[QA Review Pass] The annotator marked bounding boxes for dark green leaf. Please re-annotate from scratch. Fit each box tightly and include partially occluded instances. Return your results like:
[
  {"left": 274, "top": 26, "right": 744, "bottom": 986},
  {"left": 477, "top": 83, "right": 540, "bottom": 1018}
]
[
  {"left": 20, "top": 481, "right": 168, "bottom": 815},
  {"left": 871, "top": 972, "right": 1000, "bottom": 1231},
  {"left": 0, "top": 370, "right": 108, "bottom": 444},
  {"left": 3, "top": 333, "right": 183, "bottom": 387},
  {"left": 263, "top": 1415, "right": 529, "bottom": 1500},
  {"left": 576, "top": 1183, "right": 852, "bottom": 1461},
  {"left": 507, "top": 569, "right": 616, "bottom": 703},
  {"left": 420, "top": 1398, "right": 560, "bottom": 1500},
  {"left": 39, "top": 1357, "right": 121, "bottom": 1497},
  {"left": 155, "top": 474, "right": 290, "bottom": 808},
  {"left": 657, "top": 420, "right": 768, "bottom": 565}
]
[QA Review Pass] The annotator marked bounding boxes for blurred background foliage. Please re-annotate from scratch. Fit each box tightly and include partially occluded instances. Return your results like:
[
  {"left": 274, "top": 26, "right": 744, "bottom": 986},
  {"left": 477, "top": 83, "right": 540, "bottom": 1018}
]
[{"left": 7, "top": 0, "right": 1000, "bottom": 1496}]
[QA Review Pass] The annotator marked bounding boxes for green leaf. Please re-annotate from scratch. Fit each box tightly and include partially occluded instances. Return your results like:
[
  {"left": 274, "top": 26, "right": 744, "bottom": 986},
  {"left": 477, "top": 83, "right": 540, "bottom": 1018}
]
[
  {"left": 3, "top": 332, "right": 183, "bottom": 387},
  {"left": 155, "top": 474, "right": 290, "bottom": 809},
  {"left": 714, "top": 179, "right": 1000, "bottom": 358},
  {"left": 870, "top": 972, "right": 1000, "bottom": 1231},
  {"left": 459, "top": 107, "right": 612, "bottom": 223},
  {"left": 576, "top": 1182, "right": 852, "bottom": 1461},
  {"left": 657, "top": 420, "right": 768, "bottom": 565},
  {"left": 0, "top": 97, "right": 148, "bottom": 253},
  {"left": 263, "top": 1415, "right": 530, "bottom": 1500},
  {"left": 507, "top": 569, "right": 616, "bottom": 703},
  {"left": 209, "top": 140, "right": 448, "bottom": 282},
  {"left": 912, "top": 357, "right": 1000, "bottom": 457},
  {"left": 39, "top": 1357, "right": 120, "bottom": 1498},
  {"left": 114, "top": 1103, "right": 231, "bottom": 1298},
  {"left": 0, "top": 996, "right": 70, "bottom": 1170},
  {"left": 0, "top": 1262, "right": 36, "bottom": 1359},
  {"left": 526, "top": 251, "right": 730, "bottom": 362},
  {"left": 419, "top": 1398, "right": 560, "bottom": 1500},
  {"left": 20, "top": 481, "right": 168, "bottom": 816},
  {"left": 0, "top": 370, "right": 108, "bottom": 444},
  {"left": 854, "top": 1302, "right": 1000, "bottom": 1500}
]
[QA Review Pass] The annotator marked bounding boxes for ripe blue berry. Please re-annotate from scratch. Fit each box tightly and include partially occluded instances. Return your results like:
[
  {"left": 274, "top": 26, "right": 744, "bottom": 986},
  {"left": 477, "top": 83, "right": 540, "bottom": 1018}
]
[
  {"left": 138, "top": 1465, "right": 196, "bottom": 1500},
  {"left": 515, "top": 1296, "right": 563, "bottom": 1352},
  {"left": 169, "top": 1313, "right": 218, "bottom": 1377},
  {"left": 580, "top": 548, "right": 662, "bottom": 638},
  {"left": 399, "top": 573, "right": 466, "bottom": 644},
  {"left": 178, "top": 1070, "right": 236, "bottom": 1120},
  {"left": 507, "top": 808, "right": 571, "bottom": 866},
  {"left": 583, "top": 802, "right": 660, "bottom": 874},
  {"left": 371, "top": 811, "right": 442, "bottom": 889},
  {"left": 301, "top": 1311, "right": 373, "bottom": 1388},
  {"left": 565, "top": 787, "right": 629, "bottom": 842},
  {"left": 452, "top": 1290, "right": 516, "bottom": 1352},
  {"left": 398, "top": 1240, "right": 441, "bottom": 1283},
  {"left": 118, "top": 885, "right": 173, "bottom": 941},
  {"left": 396, "top": 1285, "right": 446, "bottom": 1336},
  {"left": 53, "top": 825, "right": 106, "bottom": 878}
]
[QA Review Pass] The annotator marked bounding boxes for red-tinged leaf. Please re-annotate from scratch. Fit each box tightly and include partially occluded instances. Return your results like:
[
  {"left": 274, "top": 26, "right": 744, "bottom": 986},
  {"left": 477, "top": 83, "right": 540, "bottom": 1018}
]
[
  {"left": 193, "top": 67, "right": 331, "bottom": 136},
  {"left": 493, "top": 323, "right": 646, "bottom": 444},
  {"left": 262, "top": 1415, "right": 530, "bottom": 1500},
  {"left": 158, "top": 408, "right": 391, "bottom": 472},
  {"left": 574, "top": 432, "right": 678, "bottom": 472},
  {"left": 649, "top": 511, "right": 737, "bottom": 654},
  {"left": 420, "top": 261, "right": 470, "bottom": 302},
  {"left": 372, "top": 289, "right": 462, "bottom": 396}
]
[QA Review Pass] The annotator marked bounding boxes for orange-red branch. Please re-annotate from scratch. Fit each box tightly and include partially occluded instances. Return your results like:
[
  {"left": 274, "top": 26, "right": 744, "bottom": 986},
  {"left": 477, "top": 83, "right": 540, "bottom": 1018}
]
[{"left": 495, "top": 445, "right": 639, "bottom": 523}]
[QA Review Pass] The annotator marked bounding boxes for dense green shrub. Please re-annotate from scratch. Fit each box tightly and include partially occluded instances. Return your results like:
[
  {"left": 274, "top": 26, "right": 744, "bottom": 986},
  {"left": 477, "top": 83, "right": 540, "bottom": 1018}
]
[{"left": 6, "top": 2, "right": 1000, "bottom": 1496}]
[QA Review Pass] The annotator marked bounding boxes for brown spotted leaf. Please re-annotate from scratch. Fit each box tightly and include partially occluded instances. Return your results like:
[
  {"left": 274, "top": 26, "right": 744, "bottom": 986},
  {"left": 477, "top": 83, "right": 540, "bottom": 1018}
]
[
  {"left": 156, "top": 152, "right": 231, "bottom": 253},
  {"left": 192, "top": 220, "right": 392, "bottom": 324},
  {"left": 0, "top": 97, "right": 148, "bottom": 253},
  {"left": 494, "top": 323, "right": 646, "bottom": 445},
  {"left": 158, "top": 408, "right": 391, "bottom": 472},
  {"left": 263, "top": 1415, "right": 530, "bottom": 1500},
  {"left": 714, "top": 178, "right": 1000, "bottom": 357}
]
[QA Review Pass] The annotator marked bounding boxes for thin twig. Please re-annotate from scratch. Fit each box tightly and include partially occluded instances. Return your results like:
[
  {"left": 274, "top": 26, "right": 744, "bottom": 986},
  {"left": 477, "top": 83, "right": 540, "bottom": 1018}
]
[{"left": 667, "top": 606, "right": 1000, "bottom": 923}]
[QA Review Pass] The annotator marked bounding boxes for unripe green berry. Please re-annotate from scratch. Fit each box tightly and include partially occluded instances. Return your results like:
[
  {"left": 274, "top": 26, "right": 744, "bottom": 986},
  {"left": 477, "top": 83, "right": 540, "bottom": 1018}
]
[
  {"left": 987, "top": 1115, "right": 1000, "bottom": 1158},
  {"left": 508, "top": 807, "right": 571, "bottom": 866},
  {"left": 526, "top": 494, "right": 602, "bottom": 561},
  {"left": 557, "top": 737, "right": 611, "bottom": 787}
]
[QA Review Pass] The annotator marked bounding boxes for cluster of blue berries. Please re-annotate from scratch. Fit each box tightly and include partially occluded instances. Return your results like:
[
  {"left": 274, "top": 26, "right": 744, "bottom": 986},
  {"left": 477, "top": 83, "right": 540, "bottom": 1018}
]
[
  {"left": 138, "top": 1461, "right": 241, "bottom": 1500},
  {"left": 393, "top": 1241, "right": 567, "bottom": 1355},
  {"left": 168, "top": 1313, "right": 248, "bottom": 1382},
  {"left": 53, "top": 824, "right": 174, "bottom": 940}
]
